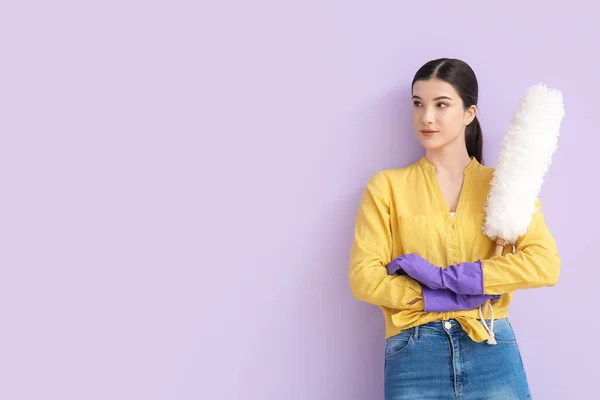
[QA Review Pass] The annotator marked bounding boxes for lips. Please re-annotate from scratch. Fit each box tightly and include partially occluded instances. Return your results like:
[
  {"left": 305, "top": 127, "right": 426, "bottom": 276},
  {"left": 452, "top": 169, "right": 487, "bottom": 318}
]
[{"left": 420, "top": 130, "right": 439, "bottom": 137}]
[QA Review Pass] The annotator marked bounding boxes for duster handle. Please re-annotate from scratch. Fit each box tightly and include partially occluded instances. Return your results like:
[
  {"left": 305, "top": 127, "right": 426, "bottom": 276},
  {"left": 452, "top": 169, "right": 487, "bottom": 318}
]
[{"left": 494, "top": 238, "right": 508, "bottom": 256}]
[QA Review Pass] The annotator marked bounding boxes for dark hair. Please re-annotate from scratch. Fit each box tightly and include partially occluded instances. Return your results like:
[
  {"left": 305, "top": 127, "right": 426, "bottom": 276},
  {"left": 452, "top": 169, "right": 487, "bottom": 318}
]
[{"left": 411, "top": 58, "right": 483, "bottom": 164}]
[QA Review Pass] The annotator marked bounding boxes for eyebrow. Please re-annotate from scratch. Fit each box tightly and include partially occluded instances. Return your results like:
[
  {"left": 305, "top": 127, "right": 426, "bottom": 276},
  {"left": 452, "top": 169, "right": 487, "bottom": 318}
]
[{"left": 412, "top": 95, "right": 453, "bottom": 101}]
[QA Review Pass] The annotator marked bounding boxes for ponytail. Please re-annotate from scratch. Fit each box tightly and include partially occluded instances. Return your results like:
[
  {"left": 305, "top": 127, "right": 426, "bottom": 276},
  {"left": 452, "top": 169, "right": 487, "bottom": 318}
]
[{"left": 465, "top": 115, "right": 483, "bottom": 164}]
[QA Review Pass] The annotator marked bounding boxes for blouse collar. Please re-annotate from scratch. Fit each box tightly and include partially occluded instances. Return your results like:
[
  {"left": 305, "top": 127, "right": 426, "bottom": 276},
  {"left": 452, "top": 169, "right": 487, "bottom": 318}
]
[{"left": 417, "top": 156, "right": 479, "bottom": 174}]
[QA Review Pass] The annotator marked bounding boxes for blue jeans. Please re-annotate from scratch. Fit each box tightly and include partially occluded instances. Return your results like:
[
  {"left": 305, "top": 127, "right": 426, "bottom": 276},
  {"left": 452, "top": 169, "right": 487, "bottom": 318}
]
[{"left": 384, "top": 318, "right": 531, "bottom": 399}]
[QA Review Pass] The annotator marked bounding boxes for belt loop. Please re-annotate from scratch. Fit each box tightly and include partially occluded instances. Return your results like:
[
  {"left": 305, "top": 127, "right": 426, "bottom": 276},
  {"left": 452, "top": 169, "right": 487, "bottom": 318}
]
[{"left": 413, "top": 325, "right": 420, "bottom": 340}]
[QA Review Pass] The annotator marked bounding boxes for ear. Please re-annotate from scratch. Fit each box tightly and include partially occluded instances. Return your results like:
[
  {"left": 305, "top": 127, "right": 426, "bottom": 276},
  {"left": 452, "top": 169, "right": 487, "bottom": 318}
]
[{"left": 464, "top": 105, "right": 477, "bottom": 125}]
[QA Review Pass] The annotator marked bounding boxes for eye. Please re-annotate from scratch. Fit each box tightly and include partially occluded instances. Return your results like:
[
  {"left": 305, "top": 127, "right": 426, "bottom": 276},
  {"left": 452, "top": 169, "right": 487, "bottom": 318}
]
[
  {"left": 413, "top": 101, "right": 422, "bottom": 107},
  {"left": 437, "top": 102, "right": 449, "bottom": 108}
]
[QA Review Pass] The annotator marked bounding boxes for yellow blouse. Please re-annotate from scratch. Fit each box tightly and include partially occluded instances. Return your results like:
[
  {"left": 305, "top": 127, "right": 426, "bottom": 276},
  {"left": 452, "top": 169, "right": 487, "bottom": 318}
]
[{"left": 348, "top": 156, "right": 560, "bottom": 342}]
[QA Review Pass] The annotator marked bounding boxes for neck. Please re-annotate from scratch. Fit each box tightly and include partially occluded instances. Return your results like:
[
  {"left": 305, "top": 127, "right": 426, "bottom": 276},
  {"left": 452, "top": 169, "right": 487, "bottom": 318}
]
[{"left": 425, "top": 142, "right": 472, "bottom": 176}]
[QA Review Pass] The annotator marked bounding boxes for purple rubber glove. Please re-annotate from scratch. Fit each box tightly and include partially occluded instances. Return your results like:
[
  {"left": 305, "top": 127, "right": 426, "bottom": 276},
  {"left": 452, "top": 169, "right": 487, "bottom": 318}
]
[
  {"left": 422, "top": 286, "right": 501, "bottom": 312},
  {"left": 387, "top": 254, "right": 484, "bottom": 295}
]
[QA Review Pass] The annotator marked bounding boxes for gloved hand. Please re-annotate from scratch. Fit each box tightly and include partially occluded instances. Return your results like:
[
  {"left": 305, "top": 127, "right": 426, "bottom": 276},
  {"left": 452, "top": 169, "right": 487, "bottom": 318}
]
[
  {"left": 422, "top": 286, "right": 501, "bottom": 312},
  {"left": 386, "top": 253, "right": 485, "bottom": 295}
]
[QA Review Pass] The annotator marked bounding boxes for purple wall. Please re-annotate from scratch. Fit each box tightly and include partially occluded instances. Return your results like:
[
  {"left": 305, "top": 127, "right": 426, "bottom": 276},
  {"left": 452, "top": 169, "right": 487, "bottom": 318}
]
[{"left": 0, "top": 1, "right": 594, "bottom": 399}]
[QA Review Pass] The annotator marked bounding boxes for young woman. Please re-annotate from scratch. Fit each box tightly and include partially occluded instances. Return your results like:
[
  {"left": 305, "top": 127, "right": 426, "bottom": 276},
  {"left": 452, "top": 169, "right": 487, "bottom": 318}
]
[{"left": 349, "top": 58, "right": 560, "bottom": 399}]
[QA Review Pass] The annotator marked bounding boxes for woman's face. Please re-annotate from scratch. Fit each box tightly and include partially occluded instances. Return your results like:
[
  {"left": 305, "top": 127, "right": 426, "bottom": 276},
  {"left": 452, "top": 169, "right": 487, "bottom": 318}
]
[{"left": 411, "top": 78, "right": 476, "bottom": 152}]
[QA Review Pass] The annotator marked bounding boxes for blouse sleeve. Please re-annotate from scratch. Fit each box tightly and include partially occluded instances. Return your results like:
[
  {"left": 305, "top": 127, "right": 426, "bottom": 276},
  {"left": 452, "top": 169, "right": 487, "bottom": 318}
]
[
  {"left": 349, "top": 173, "right": 423, "bottom": 309},
  {"left": 482, "top": 200, "right": 561, "bottom": 294}
]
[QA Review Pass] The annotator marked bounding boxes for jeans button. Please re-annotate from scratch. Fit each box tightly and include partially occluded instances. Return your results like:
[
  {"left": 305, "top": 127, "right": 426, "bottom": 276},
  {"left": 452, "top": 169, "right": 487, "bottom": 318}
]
[{"left": 444, "top": 321, "right": 452, "bottom": 329}]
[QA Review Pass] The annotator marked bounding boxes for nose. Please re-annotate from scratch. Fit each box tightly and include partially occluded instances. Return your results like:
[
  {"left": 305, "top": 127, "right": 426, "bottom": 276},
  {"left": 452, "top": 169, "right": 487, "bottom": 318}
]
[{"left": 421, "top": 106, "right": 434, "bottom": 125}]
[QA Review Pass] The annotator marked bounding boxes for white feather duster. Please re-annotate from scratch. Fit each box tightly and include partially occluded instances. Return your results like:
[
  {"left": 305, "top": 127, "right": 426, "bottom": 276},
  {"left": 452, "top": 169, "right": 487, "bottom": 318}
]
[{"left": 483, "top": 83, "right": 564, "bottom": 254}]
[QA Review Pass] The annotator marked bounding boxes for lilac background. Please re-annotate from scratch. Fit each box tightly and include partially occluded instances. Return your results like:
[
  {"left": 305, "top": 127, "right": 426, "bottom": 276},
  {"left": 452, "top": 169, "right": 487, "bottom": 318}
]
[{"left": 0, "top": 1, "right": 594, "bottom": 399}]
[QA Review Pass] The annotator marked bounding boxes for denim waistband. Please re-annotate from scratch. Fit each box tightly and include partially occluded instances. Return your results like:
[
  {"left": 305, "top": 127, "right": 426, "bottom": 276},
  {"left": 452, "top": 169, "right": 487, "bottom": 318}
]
[{"left": 410, "top": 318, "right": 509, "bottom": 339}]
